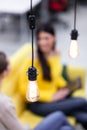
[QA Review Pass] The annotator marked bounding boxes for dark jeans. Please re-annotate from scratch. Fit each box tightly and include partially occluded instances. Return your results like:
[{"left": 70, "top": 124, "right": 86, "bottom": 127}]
[
  {"left": 26, "top": 97, "right": 87, "bottom": 129},
  {"left": 34, "top": 112, "right": 74, "bottom": 130}
]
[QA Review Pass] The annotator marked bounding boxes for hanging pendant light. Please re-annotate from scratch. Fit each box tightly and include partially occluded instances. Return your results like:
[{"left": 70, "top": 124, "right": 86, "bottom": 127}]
[
  {"left": 26, "top": 0, "right": 40, "bottom": 102},
  {"left": 68, "top": 0, "right": 79, "bottom": 58}
]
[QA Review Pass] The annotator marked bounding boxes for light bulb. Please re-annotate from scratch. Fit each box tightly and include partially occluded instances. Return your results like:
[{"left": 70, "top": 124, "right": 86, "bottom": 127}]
[
  {"left": 69, "top": 40, "right": 79, "bottom": 58},
  {"left": 26, "top": 66, "right": 40, "bottom": 102},
  {"left": 26, "top": 81, "right": 40, "bottom": 102},
  {"left": 69, "top": 29, "right": 79, "bottom": 58}
]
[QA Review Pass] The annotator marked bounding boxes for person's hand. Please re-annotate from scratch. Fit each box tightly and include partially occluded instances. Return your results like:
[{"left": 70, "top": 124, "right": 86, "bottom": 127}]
[{"left": 52, "top": 88, "right": 70, "bottom": 102}]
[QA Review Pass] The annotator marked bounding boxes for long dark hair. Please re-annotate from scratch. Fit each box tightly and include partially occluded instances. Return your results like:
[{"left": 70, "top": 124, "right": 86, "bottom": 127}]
[{"left": 36, "top": 24, "right": 56, "bottom": 81}]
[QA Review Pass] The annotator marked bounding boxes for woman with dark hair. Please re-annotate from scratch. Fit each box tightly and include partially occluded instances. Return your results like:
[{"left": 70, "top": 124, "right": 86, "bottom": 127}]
[
  {"left": 0, "top": 52, "right": 75, "bottom": 130},
  {"left": 19, "top": 23, "right": 87, "bottom": 130}
]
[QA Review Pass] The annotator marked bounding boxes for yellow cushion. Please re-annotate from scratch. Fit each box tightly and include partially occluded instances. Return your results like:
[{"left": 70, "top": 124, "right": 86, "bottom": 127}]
[
  {"left": 68, "top": 117, "right": 76, "bottom": 126},
  {"left": 73, "top": 89, "right": 86, "bottom": 98}
]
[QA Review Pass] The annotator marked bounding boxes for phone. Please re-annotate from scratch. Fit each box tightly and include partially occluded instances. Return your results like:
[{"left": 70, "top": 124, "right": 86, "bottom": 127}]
[{"left": 67, "top": 77, "right": 82, "bottom": 94}]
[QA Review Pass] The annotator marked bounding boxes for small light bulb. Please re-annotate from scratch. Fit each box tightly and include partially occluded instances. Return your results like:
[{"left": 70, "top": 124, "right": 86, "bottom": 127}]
[
  {"left": 69, "top": 40, "right": 79, "bottom": 58},
  {"left": 26, "top": 66, "right": 40, "bottom": 102},
  {"left": 26, "top": 81, "right": 40, "bottom": 102},
  {"left": 69, "top": 29, "right": 79, "bottom": 58}
]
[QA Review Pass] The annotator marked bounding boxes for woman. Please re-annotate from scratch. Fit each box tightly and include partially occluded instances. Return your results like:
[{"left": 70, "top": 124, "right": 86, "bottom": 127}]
[
  {"left": 0, "top": 52, "right": 74, "bottom": 130},
  {"left": 19, "top": 24, "right": 87, "bottom": 129}
]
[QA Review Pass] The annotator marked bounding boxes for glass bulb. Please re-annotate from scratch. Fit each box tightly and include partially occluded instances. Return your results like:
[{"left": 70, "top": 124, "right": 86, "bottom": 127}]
[
  {"left": 69, "top": 40, "right": 79, "bottom": 58},
  {"left": 26, "top": 81, "right": 40, "bottom": 102}
]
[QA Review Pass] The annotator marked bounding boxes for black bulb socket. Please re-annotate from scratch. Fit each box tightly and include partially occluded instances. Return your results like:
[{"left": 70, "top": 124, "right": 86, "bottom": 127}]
[
  {"left": 71, "top": 29, "right": 78, "bottom": 40},
  {"left": 28, "top": 15, "right": 36, "bottom": 30},
  {"left": 27, "top": 66, "right": 38, "bottom": 81}
]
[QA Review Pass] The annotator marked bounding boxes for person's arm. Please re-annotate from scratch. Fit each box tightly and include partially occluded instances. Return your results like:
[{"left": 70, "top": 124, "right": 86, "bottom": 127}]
[
  {"left": 52, "top": 88, "right": 70, "bottom": 101},
  {"left": 0, "top": 96, "right": 30, "bottom": 130},
  {"left": 18, "top": 58, "right": 31, "bottom": 100}
]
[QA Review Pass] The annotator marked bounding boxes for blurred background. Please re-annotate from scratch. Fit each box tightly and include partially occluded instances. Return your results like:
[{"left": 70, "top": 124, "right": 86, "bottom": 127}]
[
  {"left": 0, "top": 0, "right": 87, "bottom": 86},
  {"left": 0, "top": 0, "right": 87, "bottom": 66},
  {"left": 0, "top": 1, "right": 87, "bottom": 75},
  {"left": 0, "top": 0, "right": 87, "bottom": 63},
  {"left": 0, "top": 0, "right": 87, "bottom": 129}
]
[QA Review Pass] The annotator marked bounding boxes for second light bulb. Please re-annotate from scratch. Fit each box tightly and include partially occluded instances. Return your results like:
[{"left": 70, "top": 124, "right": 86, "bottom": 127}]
[
  {"left": 69, "top": 29, "right": 79, "bottom": 59},
  {"left": 69, "top": 40, "right": 79, "bottom": 58}
]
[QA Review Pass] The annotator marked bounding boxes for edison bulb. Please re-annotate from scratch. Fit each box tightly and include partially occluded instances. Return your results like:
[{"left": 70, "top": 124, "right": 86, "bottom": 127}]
[
  {"left": 69, "top": 40, "right": 79, "bottom": 58},
  {"left": 26, "top": 81, "right": 40, "bottom": 102}
]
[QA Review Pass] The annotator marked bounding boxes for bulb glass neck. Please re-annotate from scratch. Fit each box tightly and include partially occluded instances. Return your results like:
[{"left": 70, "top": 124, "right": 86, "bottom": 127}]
[
  {"left": 71, "top": 29, "right": 78, "bottom": 40},
  {"left": 27, "top": 66, "right": 37, "bottom": 81}
]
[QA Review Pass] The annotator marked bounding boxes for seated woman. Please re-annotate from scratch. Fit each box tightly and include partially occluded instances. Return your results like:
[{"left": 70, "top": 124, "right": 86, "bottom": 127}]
[
  {"left": 0, "top": 52, "right": 74, "bottom": 130},
  {"left": 19, "top": 23, "right": 87, "bottom": 130}
]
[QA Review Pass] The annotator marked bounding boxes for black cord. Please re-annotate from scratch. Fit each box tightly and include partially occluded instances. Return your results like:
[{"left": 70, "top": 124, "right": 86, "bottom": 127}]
[
  {"left": 32, "top": 29, "right": 34, "bottom": 67},
  {"left": 27, "top": 0, "right": 37, "bottom": 81},
  {"left": 30, "top": 0, "right": 34, "bottom": 67},
  {"left": 74, "top": 0, "right": 77, "bottom": 30}
]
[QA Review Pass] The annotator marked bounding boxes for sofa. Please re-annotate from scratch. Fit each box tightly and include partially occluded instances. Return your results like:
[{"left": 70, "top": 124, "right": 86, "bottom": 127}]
[{"left": 1, "top": 44, "right": 86, "bottom": 128}]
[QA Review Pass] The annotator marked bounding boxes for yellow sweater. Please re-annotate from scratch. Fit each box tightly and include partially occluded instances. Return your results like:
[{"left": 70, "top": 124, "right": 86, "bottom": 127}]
[{"left": 19, "top": 55, "right": 67, "bottom": 102}]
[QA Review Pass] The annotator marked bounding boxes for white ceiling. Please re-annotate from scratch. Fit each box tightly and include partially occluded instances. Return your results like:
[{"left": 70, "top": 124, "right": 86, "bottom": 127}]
[{"left": 0, "top": 0, "right": 41, "bottom": 14}]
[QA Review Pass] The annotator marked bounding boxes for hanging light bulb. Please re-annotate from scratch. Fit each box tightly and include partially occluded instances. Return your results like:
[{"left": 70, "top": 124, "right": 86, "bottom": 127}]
[
  {"left": 26, "top": 81, "right": 39, "bottom": 102},
  {"left": 68, "top": 0, "right": 80, "bottom": 59},
  {"left": 26, "top": 67, "right": 40, "bottom": 102},
  {"left": 69, "top": 40, "right": 79, "bottom": 58},
  {"left": 69, "top": 29, "right": 79, "bottom": 58},
  {"left": 26, "top": 0, "right": 40, "bottom": 102}
]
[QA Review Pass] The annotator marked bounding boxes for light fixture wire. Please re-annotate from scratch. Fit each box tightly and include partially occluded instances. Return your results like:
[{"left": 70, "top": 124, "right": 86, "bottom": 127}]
[
  {"left": 30, "top": 0, "right": 34, "bottom": 67},
  {"left": 74, "top": 0, "right": 77, "bottom": 30}
]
